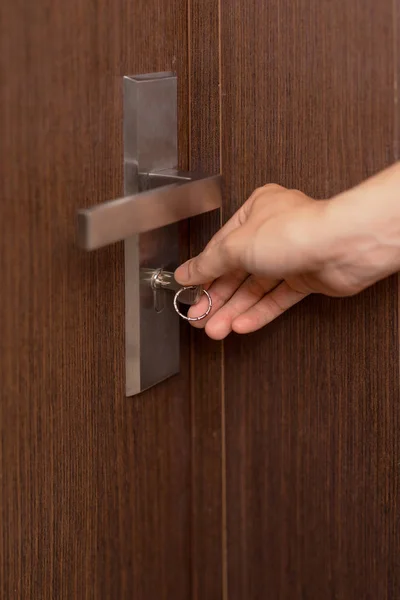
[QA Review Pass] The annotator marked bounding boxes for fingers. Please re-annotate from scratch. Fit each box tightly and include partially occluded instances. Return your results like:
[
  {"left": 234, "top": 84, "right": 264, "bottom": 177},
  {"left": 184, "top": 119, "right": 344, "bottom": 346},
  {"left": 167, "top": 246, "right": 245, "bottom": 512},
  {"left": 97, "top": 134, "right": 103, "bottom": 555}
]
[
  {"left": 203, "top": 275, "right": 281, "bottom": 339},
  {"left": 232, "top": 281, "right": 308, "bottom": 334},
  {"left": 174, "top": 244, "right": 224, "bottom": 286},
  {"left": 175, "top": 228, "right": 246, "bottom": 285},
  {"left": 175, "top": 196, "right": 256, "bottom": 285},
  {"left": 175, "top": 183, "right": 301, "bottom": 286},
  {"left": 187, "top": 269, "right": 248, "bottom": 325},
  {"left": 200, "top": 205, "right": 245, "bottom": 248}
]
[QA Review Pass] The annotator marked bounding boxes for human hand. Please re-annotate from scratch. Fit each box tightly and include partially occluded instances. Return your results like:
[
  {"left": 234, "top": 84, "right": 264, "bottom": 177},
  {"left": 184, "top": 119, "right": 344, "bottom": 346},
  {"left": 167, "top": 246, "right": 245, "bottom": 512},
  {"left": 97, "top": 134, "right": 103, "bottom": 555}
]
[{"left": 174, "top": 177, "right": 399, "bottom": 339}]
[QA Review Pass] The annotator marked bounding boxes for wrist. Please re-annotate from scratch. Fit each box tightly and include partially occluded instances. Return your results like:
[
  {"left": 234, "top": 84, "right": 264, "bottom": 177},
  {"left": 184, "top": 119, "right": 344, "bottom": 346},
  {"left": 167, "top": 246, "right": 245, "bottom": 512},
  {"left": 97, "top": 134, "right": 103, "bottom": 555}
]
[{"left": 321, "top": 170, "right": 400, "bottom": 282}]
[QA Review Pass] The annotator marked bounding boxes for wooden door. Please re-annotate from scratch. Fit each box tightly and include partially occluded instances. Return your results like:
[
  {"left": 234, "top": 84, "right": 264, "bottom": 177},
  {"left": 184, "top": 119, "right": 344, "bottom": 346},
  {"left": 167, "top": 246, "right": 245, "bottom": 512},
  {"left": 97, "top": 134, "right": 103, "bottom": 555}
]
[
  {"left": 1, "top": 1, "right": 197, "bottom": 598},
  {"left": 215, "top": 1, "right": 400, "bottom": 598},
  {"left": 2, "top": 0, "right": 400, "bottom": 599},
  {"left": 190, "top": 0, "right": 400, "bottom": 598}
]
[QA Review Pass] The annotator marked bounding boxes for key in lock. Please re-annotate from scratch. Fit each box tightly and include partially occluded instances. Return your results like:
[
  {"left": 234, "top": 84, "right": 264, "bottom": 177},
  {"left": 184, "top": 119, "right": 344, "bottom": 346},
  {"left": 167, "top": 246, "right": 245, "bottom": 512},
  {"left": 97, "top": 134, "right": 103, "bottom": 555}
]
[
  {"left": 141, "top": 268, "right": 212, "bottom": 321},
  {"left": 144, "top": 267, "right": 202, "bottom": 312}
]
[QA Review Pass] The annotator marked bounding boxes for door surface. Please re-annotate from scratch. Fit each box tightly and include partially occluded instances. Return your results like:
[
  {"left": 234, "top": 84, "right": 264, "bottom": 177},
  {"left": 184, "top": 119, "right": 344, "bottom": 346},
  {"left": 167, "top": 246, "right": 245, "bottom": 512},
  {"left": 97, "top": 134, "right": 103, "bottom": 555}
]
[
  {"left": 217, "top": 2, "right": 400, "bottom": 598},
  {"left": 2, "top": 1, "right": 400, "bottom": 599},
  {"left": 1, "top": 1, "right": 195, "bottom": 598}
]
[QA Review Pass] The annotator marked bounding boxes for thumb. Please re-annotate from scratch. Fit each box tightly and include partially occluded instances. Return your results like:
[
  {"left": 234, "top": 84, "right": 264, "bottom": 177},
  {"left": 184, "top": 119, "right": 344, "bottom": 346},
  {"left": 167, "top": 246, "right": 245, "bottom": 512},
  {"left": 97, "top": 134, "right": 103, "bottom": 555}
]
[{"left": 175, "top": 235, "right": 242, "bottom": 285}]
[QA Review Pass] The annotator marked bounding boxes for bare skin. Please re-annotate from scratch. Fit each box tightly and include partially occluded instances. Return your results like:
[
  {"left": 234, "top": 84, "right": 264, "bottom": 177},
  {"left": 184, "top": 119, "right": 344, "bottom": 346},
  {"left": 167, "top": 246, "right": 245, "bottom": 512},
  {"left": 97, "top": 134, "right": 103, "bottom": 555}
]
[{"left": 174, "top": 161, "right": 400, "bottom": 340}]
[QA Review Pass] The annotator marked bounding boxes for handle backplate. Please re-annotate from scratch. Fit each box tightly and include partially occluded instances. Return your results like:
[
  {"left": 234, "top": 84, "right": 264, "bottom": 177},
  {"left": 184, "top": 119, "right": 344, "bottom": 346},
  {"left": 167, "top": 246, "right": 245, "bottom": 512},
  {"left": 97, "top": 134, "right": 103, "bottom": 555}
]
[{"left": 78, "top": 73, "right": 221, "bottom": 396}]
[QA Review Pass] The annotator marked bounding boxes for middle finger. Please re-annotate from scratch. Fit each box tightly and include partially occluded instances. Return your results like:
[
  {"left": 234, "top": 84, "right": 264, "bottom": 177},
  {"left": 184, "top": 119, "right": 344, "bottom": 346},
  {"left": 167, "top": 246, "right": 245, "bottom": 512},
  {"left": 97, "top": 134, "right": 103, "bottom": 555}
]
[
  {"left": 205, "top": 275, "right": 281, "bottom": 339},
  {"left": 187, "top": 269, "right": 248, "bottom": 327}
]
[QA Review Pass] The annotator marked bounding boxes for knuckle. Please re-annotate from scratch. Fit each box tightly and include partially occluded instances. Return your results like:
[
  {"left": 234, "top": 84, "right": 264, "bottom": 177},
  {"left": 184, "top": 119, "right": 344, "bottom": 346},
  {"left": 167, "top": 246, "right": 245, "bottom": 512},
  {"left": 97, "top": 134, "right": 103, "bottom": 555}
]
[
  {"left": 261, "top": 183, "right": 286, "bottom": 193},
  {"left": 187, "top": 256, "right": 201, "bottom": 279},
  {"left": 249, "top": 184, "right": 289, "bottom": 212},
  {"left": 268, "top": 295, "right": 286, "bottom": 314},
  {"left": 246, "top": 276, "right": 267, "bottom": 297},
  {"left": 220, "top": 235, "right": 238, "bottom": 263},
  {"left": 287, "top": 188, "right": 309, "bottom": 200},
  {"left": 251, "top": 184, "right": 285, "bottom": 200},
  {"left": 193, "top": 249, "right": 216, "bottom": 279}
]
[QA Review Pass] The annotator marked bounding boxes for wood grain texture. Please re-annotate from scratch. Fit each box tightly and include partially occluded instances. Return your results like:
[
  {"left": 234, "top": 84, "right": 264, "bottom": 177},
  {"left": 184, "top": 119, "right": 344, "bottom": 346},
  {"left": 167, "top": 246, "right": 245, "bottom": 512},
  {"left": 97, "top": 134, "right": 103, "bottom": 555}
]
[
  {"left": 0, "top": 0, "right": 191, "bottom": 598},
  {"left": 188, "top": 1, "right": 225, "bottom": 598},
  {"left": 220, "top": 1, "right": 400, "bottom": 598}
]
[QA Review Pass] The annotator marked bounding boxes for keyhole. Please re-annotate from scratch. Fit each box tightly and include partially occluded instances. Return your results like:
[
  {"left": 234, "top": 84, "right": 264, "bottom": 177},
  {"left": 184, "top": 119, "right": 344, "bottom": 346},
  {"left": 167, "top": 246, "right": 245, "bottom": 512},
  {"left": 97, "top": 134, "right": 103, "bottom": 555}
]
[{"left": 153, "top": 287, "right": 165, "bottom": 313}]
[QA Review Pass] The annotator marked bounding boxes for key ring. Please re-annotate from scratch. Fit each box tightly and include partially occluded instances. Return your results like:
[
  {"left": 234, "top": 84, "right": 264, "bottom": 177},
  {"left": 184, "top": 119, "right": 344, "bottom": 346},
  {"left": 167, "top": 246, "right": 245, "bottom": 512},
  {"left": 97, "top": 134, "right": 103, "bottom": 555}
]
[{"left": 173, "top": 286, "right": 212, "bottom": 322}]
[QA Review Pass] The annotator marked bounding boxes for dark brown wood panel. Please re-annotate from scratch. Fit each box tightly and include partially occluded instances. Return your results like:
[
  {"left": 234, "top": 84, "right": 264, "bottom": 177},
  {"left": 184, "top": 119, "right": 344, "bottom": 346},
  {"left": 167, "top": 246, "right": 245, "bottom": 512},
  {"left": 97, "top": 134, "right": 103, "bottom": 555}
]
[
  {"left": 220, "top": 1, "right": 400, "bottom": 598},
  {"left": 0, "top": 0, "right": 191, "bottom": 598},
  {"left": 188, "top": 1, "right": 225, "bottom": 598}
]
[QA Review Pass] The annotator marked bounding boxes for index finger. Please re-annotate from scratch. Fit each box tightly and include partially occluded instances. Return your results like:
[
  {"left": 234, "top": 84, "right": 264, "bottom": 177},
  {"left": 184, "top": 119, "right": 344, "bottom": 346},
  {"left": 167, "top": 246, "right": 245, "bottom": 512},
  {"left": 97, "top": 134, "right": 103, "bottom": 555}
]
[
  {"left": 174, "top": 188, "right": 269, "bottom": 285},
  {"left": 175, "top": 227, "right": 246, "bottom": 285}
]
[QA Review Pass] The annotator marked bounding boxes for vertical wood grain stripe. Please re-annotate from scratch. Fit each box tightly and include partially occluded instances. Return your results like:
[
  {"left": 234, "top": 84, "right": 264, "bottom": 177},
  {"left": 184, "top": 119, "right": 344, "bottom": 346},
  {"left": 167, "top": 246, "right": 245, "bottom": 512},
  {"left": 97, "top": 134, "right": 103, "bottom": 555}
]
[
  {"left": 218, "top": 0, "right": 229, "bottom": 596},
  {"left": 0, "top": 0, "right": 192, "bottom": 597},
  {"left": 188, "top": 1, "right": 224, "bottom": 598},
  {"left": 220, "top": 0, "right": 400, "bottom": 598}
]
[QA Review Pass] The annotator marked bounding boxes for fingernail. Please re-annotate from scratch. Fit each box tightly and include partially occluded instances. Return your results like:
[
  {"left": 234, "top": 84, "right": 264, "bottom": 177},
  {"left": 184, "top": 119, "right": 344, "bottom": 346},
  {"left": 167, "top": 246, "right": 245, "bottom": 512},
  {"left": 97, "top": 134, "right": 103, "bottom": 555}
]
[{"left": 175, "top": 261, "right": 190, "bottom": 284}]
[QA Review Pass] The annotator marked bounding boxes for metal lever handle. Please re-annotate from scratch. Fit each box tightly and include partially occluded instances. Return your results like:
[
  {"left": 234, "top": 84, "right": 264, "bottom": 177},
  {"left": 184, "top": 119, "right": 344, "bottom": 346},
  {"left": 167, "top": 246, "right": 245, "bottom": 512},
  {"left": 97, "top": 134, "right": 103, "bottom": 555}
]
[
  {"left": 77, "top": 71, "right": 221, "bottom": 397},
  {"left": 77, "top": 170, "right": 221, "bottom": 251}
]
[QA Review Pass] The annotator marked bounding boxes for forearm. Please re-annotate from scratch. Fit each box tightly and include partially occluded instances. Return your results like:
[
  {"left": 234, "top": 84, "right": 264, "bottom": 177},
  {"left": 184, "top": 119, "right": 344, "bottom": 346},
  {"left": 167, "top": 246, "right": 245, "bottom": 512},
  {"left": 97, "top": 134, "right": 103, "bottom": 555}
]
[{"left": 324, "top": 162, "right": 400, "bottom": 284}]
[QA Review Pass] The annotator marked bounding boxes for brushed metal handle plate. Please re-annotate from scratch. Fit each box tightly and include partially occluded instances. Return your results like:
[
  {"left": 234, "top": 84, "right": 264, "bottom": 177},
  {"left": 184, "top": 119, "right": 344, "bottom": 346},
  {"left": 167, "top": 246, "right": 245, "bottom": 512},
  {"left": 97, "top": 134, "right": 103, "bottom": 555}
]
[{"left": 77, "top": 73, "right": 221, "bottom": 396}]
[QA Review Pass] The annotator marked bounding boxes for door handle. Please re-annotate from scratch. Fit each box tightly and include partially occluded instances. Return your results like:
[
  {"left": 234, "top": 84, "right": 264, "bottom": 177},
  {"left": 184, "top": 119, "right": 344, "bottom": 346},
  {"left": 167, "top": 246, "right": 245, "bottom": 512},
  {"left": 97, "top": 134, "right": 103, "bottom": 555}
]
[
  {"left": 76, "top": 72, "right": 221, "bottom": 397},
  {"left": 77, "top": 170, "right": 221, "bottom": 250}
]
